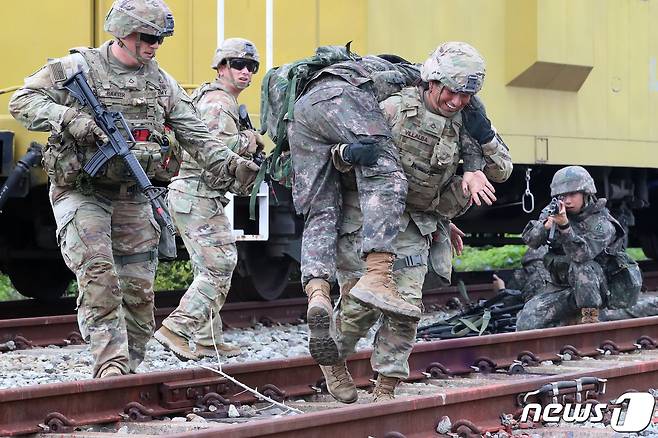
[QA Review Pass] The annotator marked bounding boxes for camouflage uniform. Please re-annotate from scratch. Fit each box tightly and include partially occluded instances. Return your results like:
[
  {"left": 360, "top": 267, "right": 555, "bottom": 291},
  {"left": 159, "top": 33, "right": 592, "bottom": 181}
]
[
  {"left": 331, "top": 82, "right": 512, "bottom": 379},
  {"left": 517, "top": 167, "right": 641, "bottom": 331},
  {"left": 8, "top": 1, "right": 254, "bottom": 377},
  {"left": 161, "top": 38, "right": 260, "bottom": 357},
  {"left": 505, "top": 246, "right": 551, "bottom": 300},
  {"left": 287, "top": 55, "right": 423, "bottom": 286},
  {"left": 600, "top": 294, "right": 658, "bottom": 321}
]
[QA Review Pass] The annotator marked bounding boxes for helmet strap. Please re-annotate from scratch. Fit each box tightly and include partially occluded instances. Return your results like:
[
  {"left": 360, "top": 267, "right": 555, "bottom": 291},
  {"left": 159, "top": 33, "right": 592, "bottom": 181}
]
[{"left": 117, "top": 35, "right": 148, "bottom": 65}]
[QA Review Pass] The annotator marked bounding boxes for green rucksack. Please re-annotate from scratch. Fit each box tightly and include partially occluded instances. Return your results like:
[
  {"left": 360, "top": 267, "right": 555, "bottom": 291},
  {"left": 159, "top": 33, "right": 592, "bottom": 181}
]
[{"left": 249, "top": 43, "right": 358, "bottom": 218}]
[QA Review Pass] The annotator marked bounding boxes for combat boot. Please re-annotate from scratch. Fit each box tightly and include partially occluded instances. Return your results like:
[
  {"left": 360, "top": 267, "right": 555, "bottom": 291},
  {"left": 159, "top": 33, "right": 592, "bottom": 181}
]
[
  {"left": 306, "top": 278, "right": 339, "bottom": 365},
  {"left": 98, "top": 364, "right": 123, "bottom": 379},
  {"left": 319, "top": 362, "right": 358, "bottom": 403},
  {"left": 195, "top": 342, "right": 242, "bottom": 358},
  {"left": 579, "top": 308, "right": 600, "bottom": 324},
  {"left": 154, "top": 326, "right": 199, "bottom": 361},
  {"left": 349, "top": 252, "right": 421, "bottom": 320},
  {"left": 373, "top": 375, "right": 399, "bottom": 402}
]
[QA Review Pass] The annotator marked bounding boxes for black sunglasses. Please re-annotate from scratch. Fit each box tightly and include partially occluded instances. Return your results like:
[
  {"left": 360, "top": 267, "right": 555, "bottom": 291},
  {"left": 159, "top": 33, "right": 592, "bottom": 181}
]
[
  {"left": 140, "top": 33, "right": 165, "bottom": 45},
  {"left": 227, "top": 58, "right": 259, "bottom": 73}
]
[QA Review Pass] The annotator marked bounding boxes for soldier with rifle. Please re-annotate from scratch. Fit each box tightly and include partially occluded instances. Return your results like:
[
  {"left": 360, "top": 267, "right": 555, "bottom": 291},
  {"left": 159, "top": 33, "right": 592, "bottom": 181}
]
[
  {"left": 155, "top": 38, "right": 263, "bottom": 361},
  {"left": 8, "top": 0, "right": 259, "bottom": 378},
  {"left": 516, "top": 166, "right": 642, "bottom": 329}
]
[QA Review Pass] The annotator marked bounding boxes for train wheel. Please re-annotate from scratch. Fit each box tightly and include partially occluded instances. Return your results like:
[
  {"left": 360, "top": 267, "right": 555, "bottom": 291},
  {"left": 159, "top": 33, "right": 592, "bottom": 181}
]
[
  {"left": 5, "top": 259, "right": 74, "bottom": 301},
  {"left": 242, "top": 243, "right": 295, "bottom": 301},
  {"left": 640, "top": 233, "right": 658, "bottom": 260}
]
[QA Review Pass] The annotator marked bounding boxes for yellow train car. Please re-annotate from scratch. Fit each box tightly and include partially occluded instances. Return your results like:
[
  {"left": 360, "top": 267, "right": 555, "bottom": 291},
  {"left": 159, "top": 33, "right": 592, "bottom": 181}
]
[{"left": 1, "top": 0, "right": 657, "bottom": 299}]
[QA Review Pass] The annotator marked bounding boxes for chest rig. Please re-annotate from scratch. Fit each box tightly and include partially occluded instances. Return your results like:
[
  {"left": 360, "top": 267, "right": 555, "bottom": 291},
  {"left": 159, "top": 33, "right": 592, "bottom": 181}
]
[
  {"left": 393, "top": 87, "right": 461, "bottom": 212},
  {"left": 73, "top": 47, "right": 178, "bottom": 183}
]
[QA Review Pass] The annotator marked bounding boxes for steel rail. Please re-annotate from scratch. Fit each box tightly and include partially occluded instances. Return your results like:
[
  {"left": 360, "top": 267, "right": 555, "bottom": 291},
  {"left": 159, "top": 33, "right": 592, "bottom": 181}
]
[
  {"left": 170, "top": 358, "right": 658, "bottom": 438},
  {"left": 1, "top": 316, "right": 658, "bottom": 435},
  {"left": 0, "top": 283, "right": 495, "bottom": 350}
]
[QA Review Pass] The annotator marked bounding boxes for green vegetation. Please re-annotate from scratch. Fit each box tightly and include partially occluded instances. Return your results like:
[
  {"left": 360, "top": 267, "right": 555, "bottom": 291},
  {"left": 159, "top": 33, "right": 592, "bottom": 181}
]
[
  {"left": 154, "top": 260, "right": 194, "bottom": 291},
  {"left": 0, "top": 247, "right": 649, "bottom": 301},
  {"left": 454, "top": 245, "right": 647, "bottom": 271}
]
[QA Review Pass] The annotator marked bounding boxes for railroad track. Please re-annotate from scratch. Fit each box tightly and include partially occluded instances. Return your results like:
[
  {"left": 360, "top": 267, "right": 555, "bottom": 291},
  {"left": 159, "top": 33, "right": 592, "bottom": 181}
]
[
  {"left": 0, "top": 281, "right": 496, "bottom": 351},
  {"left": 2, "top": 317, "right": 658, "bottom": 436},
  {"left": 2, "top": 261, "right": 657, "bottom": 351}
]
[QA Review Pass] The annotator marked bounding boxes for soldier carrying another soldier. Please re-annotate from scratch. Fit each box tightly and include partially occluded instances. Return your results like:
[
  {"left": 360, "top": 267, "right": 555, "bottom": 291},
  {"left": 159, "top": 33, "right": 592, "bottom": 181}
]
[{"left": 317, "top": 42, "right": 512, "bottom": 403}]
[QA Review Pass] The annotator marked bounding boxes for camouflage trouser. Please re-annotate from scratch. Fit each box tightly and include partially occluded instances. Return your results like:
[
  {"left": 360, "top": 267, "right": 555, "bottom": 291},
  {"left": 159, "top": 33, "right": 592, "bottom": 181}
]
[
  {"left": 163, "top": 189, "right": 237, "bottom": 347},
  {"left": 516, "top": 260, "right": 606, "bottom": 330},
  {"left": 50, "top": 184, "right": 159, "bottom": 377},
  {"left": 287, "top": 78, "right": 407, "bottom": 285},
  {"left": 334, "top": 217, "right": 429, "bottom": 379},
  {"left": 600, "top": 295, "right": 658, "bottom": 321}
]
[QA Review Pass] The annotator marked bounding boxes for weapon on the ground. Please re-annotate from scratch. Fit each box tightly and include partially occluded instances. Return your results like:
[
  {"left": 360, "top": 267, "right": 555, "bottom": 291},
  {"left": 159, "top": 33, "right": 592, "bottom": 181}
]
[
  {"left": 544, "top": 197, "right": 561, "bottom": 244},
  {"left": 238, "top": 104, "right": 265, "bottom": 166},
  {"left": 416, "top": 288, "right": 525, "bottom": 339},
  {"left": 0, "top": 142, "right": 43, "bottom": 213},
  {"left": 63, "top": 70, "right": 175, "bottom": 236}
]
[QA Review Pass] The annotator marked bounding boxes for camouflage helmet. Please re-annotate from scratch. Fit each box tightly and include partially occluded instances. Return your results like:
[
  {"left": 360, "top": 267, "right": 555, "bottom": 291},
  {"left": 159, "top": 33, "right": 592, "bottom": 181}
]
[
  {"left": 104, "top": 0, "right": 175, "bottom": 39},
  {"left": 550, "top": 166, "right": 597, "bottom": 196},
  {"left": 421, "top": 41, "right": 486, "bottom": 94},
  {"left": 211, "top": 38, "right": 260, "bottom": 69}
]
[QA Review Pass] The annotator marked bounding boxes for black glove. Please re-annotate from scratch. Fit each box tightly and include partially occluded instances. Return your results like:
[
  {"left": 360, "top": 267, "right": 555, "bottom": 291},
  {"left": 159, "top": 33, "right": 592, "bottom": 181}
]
[
  {"left": 342, "top": 140, "right": 381, "bottom": 166},
  {"left": 461, "top": 104, "right": 495, "bottom": 145}
]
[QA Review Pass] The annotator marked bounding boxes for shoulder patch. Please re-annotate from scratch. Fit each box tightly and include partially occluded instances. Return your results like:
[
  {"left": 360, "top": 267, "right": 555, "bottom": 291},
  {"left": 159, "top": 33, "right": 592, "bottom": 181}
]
[{"left": 47, "top": 60, "right": 67, "bottom": 84}]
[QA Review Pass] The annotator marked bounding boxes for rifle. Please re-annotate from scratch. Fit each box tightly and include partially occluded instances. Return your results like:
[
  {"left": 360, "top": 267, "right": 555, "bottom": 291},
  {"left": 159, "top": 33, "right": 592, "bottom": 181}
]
[
  {"left": 0, "top": 142, "right": 43, "bottom": 213},
  {"left": 238, "top": 104, "right": 265, "bottom": 166},
  {"left": 63, "top": 71, "right": 175, "bottom": 236},
  {"left": 544, "top": 197, "right": 561, "bottom": 245},
  {"left": 416, "top": 288, "right": 524, "bottom": 339}
]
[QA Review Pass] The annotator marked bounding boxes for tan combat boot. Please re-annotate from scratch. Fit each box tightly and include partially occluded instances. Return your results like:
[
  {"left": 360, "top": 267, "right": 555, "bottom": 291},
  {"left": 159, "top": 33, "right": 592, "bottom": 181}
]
[
  {"left": 579, "top": 308, "right": 600, "bottom": 324},
  {"left": 319, "top": 362, "right": 358, "bottom": 404},
  {"left": 373, "top": 375, "right": 399, "bottom": 402},
  {"left": 306, "top": 278, "right": 339, "bottom": 365},
  {"left": 349, "top": 252, "right": 421, "bottom": 320},
  {"left": 154, "top": 326, "right": 199, "bottom": 361},
  {"left": 98, "top": 364, "right": 123, "bottom": 379},
  {"left": 195, "top": 342, "right": 242, "bottom": 358}
]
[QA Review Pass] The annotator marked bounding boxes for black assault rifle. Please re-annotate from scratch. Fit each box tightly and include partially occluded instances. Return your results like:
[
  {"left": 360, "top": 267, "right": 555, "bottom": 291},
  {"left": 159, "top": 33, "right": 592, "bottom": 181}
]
[
  {"left": 544, "top": 196, "right": 561, "bottom": 245},
  {"left": 63, "top": 71, "right": 175, "bottom": 236},
  {"left": 238, "top": 104, "right": 265, "bottom": 166}
]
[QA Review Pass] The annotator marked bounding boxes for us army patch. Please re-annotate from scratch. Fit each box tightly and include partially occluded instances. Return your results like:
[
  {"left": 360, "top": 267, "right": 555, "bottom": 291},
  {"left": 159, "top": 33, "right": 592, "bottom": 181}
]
[{"left": 401, "top": 128, "right": 432, "bottom": 145}]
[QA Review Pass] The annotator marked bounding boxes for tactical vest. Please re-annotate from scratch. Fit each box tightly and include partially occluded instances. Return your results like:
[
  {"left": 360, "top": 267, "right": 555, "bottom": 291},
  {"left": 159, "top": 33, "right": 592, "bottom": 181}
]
[
  {"left": 183, "top": 81, "right": 240, "bottom": 174},
  {"left": 393, "top": 87, "right": 461, "bottom": 212},
  {"left": 72, "top": 47, "right": 178, "bottom": 183}
]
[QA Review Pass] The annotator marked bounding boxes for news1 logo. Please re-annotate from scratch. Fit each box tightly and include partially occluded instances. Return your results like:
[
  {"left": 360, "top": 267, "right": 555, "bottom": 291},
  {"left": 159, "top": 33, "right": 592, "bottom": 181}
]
[{"left": 520, "top": 392, "right": 656, "bottom": 432}]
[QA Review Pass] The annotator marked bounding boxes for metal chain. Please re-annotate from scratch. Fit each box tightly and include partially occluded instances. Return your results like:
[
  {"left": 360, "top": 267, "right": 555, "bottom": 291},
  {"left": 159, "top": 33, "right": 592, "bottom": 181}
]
[{"left": 522, "top": 168, "right": 535, "bottom": 213}]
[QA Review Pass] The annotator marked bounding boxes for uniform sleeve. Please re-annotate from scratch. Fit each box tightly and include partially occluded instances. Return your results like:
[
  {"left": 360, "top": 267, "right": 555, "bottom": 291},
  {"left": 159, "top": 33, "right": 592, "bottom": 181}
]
[
  {"left": 196, "top": 91, "right": 252, "bottom": 155},
  {"left": 522, "top": 209, "right": 551, "bottom": 249},
  {"left": 557, "top": 216, "right": 616, "bottom": 263},
  {"left": 481, "top": 132, "right": 513, "bottom": 183},
  {"left": 164, "top": 82, "right": 240, "bottom": 179},
  {"left": 458, "top": 126, "right": 486, "bottom": 172},
  {"left": 9, "top": 63, "right": 78, "bottom": 133}
]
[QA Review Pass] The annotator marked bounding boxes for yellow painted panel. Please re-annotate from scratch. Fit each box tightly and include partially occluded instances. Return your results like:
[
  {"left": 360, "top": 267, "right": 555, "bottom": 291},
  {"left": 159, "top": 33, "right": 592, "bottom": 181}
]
[
  {"left": 505, "top": 0, "right": 538, "bottom": 83},
  {"left": 224, "top": 0, "right": 267, "bottom": 115},
  {"left": 317, "top": 0, "right": 367, "bottom": 53}
]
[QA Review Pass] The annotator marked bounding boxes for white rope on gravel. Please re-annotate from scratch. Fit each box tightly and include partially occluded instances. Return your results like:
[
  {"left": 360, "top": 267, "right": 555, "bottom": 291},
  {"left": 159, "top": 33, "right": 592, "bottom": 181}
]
[{"left": 201, "top": 310, "right": 303, "bottom": 415}]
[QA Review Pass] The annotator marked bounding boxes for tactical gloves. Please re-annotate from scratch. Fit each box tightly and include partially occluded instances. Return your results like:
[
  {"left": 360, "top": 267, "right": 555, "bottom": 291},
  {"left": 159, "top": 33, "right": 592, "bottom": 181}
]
[
  {"left": 64, "top": 110, "right": 108, "bottom": 145},
  {"left": 461, "top": 104, "right": 495, "bottom": 145},
  {"left": 341, "top": 139, "right": 381, "bottom": 166},
  {"left": 235, "top": 156, "right": 260, "bottom": 187},
  {"left": 242, "top": 130, "right": 265, "bottom": 155}
]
